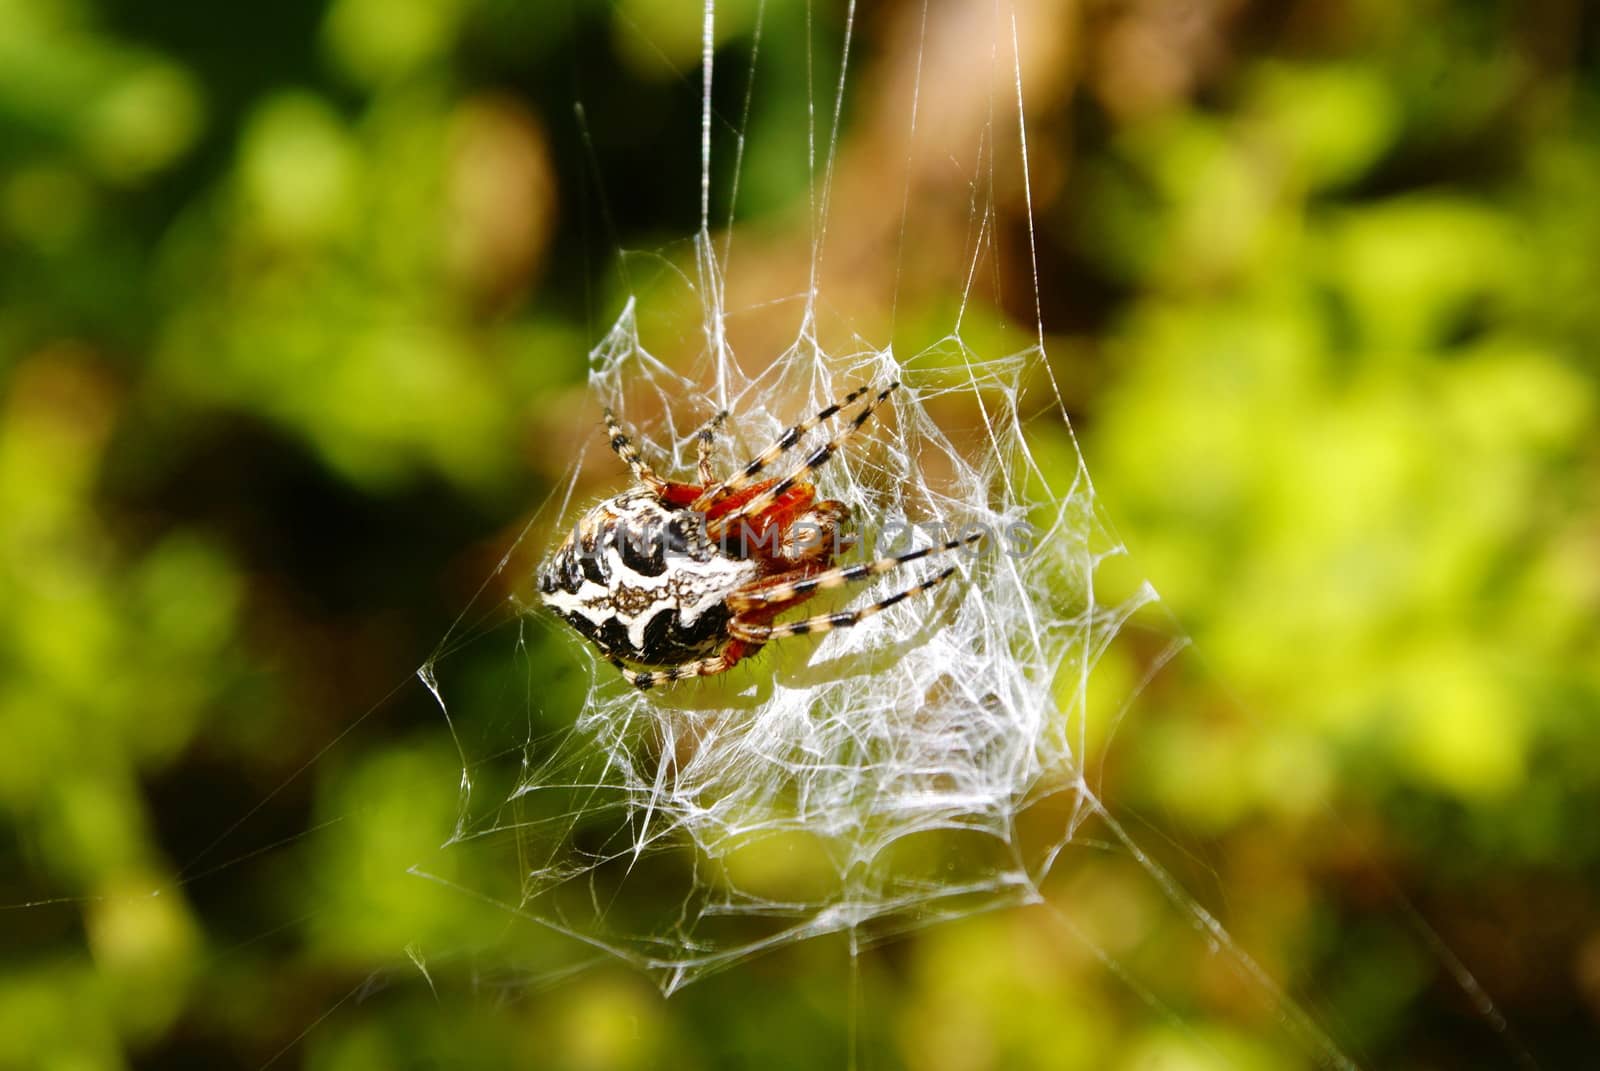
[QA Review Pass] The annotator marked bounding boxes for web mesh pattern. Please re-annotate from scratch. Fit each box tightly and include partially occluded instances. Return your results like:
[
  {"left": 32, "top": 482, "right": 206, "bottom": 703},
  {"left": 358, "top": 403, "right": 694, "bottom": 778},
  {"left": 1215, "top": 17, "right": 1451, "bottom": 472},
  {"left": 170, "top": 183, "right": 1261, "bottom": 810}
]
[{"left": 539, "top": 309, "right": 1147, "bottom": 983}]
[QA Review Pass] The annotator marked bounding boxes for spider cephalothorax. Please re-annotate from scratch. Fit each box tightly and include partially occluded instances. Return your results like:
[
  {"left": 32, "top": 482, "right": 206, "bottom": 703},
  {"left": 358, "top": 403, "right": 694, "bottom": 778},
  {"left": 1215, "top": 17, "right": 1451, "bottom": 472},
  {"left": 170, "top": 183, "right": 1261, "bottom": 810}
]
[{"left": 538, "top": 384, "right": 974, "bottom": 689}]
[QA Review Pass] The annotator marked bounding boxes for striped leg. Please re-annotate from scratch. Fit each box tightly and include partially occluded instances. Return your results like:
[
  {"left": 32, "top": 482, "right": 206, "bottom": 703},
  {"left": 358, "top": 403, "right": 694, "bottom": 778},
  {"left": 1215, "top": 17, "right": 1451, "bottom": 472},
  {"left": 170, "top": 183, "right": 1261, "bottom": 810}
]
[
  {"left": 697, "top": 410, "right": 728, "bottom": 485},
  {"left": 729, "top": 533, "right": 981, "bottom": 612},
  {"left": 604, "top": 408, "right": 666, "bottom": 494},
  {"left": 708, "top": 382, "right": 900, "bottom": 538},
  {"left": 608, "top": 643, "right": 750, "bottom": 691},
  {"left": 730, "top": 563, "right": 962, "bottom": 644},
  {"left": 691, "top": 384, "right": 880, "bottom": 511}
]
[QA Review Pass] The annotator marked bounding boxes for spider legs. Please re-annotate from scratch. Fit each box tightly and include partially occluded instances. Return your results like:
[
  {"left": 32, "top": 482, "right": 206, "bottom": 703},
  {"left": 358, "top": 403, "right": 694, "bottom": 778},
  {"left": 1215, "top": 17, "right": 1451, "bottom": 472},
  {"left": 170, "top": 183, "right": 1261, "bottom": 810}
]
[
  {"left": 691, "top": 383, "right": 888, "bottom": 511},
  {"left": 604, "top": 383, "right": 895, "bottom": 513},
  {"left": 603, "top": 407, "right": 667, "bottom": 494},
  {"left": 732, "top": 566, "right": 960, "bottom": 643},
  {"left": 727, "top": 532, "right": 976, "bottom": 643},
  {"left": 708, "top": 382, "right": 899, "bottom": 539},
  {"left": 728, "top": 532, "right": 981, "bottom": 611}
]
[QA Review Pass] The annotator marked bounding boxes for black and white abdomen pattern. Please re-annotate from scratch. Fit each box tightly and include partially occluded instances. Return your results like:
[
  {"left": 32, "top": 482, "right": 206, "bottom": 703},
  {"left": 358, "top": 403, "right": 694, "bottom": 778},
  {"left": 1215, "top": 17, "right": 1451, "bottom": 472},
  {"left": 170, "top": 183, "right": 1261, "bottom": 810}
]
[{"left": 538, "top": 489, "right": 759, "bottom": 666}]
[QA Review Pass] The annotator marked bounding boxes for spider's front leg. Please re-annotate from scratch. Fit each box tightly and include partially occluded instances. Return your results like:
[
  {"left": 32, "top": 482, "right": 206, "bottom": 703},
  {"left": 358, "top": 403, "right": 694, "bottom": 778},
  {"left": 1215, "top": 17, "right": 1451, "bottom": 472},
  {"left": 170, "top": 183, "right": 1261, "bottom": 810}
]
[{"left": 692, "top": 385, "right": 878, "bottom": 512}]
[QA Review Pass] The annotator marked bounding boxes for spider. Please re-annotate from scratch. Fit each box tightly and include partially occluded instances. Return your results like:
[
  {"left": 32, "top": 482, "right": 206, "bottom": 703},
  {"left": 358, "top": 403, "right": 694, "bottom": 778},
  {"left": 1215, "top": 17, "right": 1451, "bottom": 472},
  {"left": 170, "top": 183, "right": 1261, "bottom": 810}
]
[{"left": 537, "top": 383, "right": 975, "bottom": 689}]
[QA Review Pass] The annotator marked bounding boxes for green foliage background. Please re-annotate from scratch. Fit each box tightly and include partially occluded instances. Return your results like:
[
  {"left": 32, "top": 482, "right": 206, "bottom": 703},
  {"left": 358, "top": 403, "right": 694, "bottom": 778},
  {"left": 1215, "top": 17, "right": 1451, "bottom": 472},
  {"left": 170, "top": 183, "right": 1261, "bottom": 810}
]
[{"left": 2, "top": 0, "right": 1598, "bottom": 1068}]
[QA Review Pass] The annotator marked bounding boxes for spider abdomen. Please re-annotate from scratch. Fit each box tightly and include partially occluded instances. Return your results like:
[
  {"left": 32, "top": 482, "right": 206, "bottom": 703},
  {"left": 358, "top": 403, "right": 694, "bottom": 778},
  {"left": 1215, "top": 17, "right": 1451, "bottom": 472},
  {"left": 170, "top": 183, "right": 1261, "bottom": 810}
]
[{"left": 538, "top": 490, "right": 759, "bottom": 666}]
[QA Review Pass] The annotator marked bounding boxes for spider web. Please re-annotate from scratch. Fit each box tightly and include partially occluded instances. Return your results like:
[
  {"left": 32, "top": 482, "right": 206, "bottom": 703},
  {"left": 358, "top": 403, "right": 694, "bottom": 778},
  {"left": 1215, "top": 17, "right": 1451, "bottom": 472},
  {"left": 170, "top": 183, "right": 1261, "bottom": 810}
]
[
  {"left": 0, "top": 5, "right": 1549, "bottom": 1069},
  {"left": 403, "top": 3, "right": 1515, "bottom": 1068},
  {"left": 418, "top": 0, "right": 1302, "bottom": 1034}
]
